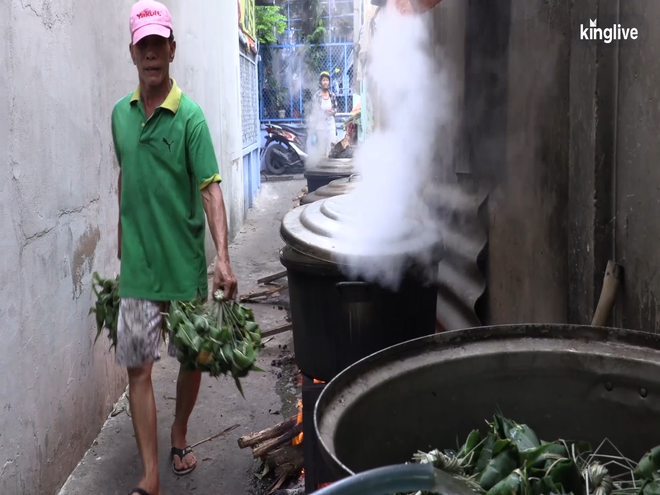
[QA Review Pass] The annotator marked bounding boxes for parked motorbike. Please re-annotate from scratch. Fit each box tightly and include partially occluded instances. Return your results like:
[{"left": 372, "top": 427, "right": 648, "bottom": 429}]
[{"left": 262, "top": 123, "right": 309, "bottom": 175}]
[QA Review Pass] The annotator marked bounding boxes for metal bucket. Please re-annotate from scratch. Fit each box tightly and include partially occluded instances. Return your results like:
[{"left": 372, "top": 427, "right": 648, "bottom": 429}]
[{"left": 315, "top": 324, "right": 660, "bottom": 479}]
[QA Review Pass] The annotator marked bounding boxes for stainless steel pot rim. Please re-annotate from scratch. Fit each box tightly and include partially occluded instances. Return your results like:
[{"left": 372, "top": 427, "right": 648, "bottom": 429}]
[
  {"left": 306, "top": 157, "right": 355, "bottom": 174},
  {"left": 314, "top": 324, "right": 660, "bottom": 476}
]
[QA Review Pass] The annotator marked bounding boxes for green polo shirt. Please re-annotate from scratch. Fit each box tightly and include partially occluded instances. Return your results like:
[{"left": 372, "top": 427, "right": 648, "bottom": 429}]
[{"left": 111, "top": 79, "right": 221, "bottom": 301}]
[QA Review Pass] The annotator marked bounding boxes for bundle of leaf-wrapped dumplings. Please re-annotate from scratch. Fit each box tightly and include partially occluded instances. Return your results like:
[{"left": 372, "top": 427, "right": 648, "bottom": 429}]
[{"left": 401, "top": 412, "right": 660, "bottom": 495}]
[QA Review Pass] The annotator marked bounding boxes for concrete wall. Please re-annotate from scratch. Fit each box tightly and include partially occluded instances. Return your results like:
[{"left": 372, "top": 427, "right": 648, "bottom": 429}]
[{"left": 0, "top": 1, "right": 247, "bottom": 493}]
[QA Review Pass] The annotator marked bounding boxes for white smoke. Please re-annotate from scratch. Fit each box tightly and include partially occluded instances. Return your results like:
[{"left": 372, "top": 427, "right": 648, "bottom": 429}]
[
  {"left": 333, "top": 7, "right": 454, "bottom": 290},
  {"left": 304, "top": 91, "right": 334, "bottom": 169}
]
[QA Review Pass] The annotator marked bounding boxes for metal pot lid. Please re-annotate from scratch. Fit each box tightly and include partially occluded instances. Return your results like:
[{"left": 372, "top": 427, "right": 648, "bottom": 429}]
[
  {"left": 305, "top": 157, "right": 355, "bottom": 176},
  {"left": 306, "top": 175, "right": 361, "bottom": 201},
  {"left": 280, "top": 193, "right": 441, "bottom": 264}
]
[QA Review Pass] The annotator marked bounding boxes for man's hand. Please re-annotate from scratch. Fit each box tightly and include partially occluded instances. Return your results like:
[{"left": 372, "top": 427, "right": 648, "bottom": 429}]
[{"left": 213, "top": 258, "right": 237, "bottom": 300}]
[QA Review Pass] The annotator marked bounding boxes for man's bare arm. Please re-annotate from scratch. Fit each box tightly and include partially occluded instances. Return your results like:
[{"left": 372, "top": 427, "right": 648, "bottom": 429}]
[
  {"left": 201, "top": 182, "right": 237, "bottom": 299},
  {"left": 117, "top": 171, "right": 122, "bottom": 260}
]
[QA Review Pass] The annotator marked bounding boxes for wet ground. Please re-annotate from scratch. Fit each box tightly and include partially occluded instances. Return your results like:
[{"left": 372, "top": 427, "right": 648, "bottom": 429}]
[{"left": 59, "top": 177, "right": 307, "bottom": 495}]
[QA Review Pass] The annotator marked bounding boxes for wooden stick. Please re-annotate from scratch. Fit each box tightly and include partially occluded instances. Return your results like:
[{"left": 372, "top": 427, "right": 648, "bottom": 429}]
[
  {"left": 237, "top": 415, "right": 298, "bottom": 449},
  {"left": 591, "top": 260, "right": 623, "bottom": 327},
  {"left": 258, "top": 271, "right": 288, "bottom": 285},
  {"left": 190, "top": 424, "right": 240, "bottom": 449},
  {"left": 266, "top": 443, "right": 304, "bottom": 467},
  {"left": 267, "top": 444, "right": 305, "bottom": 476},
  {"left": 267, "top": 444, "right": 304, "bottom": 493},
  {"left": 261, "top": 323, "right": 293, "bottom": 338},
  {"left": 239, "top": 285, "right": 287, "bottom": 302},
  {"left": 253, "top": 422, "right": 303, "bottom": 458},
  {"left": 269, "top": 472, "right": 290, "bottom": 494}
]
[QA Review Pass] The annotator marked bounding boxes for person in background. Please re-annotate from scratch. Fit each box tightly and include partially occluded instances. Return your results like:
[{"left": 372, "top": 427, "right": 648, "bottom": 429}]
[
  {"left": 313, "top": 71, "right": 338, "bottom": 156},
  {"left": 111, "top": 1, "right": 237, "bottom": 494}
]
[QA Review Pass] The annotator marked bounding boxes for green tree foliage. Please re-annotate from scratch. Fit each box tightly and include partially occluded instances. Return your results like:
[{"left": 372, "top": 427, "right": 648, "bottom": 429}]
[{"left": 256, "top": 5, "right": 287, "bottom": 45}]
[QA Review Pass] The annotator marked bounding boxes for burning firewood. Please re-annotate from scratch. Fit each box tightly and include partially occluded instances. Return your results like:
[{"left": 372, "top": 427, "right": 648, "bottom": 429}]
[
  {"left": 237, "top": 414, "right": 298, "bottom": 449},
  {"left": 253, "top": 422, "right": 303, "bottom": 458},
  {"left": 238, "top": 405, "right": 305, "bottom": 493}
]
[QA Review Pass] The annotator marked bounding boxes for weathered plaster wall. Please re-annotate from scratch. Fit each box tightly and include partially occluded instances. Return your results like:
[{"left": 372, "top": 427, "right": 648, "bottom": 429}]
[{"left": 0, "top": 1, "right": 246, "bottom": 493}]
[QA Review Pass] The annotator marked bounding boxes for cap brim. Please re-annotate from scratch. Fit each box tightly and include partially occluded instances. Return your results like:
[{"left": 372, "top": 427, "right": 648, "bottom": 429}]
[{"left": 132, "top": 24, "right": 171, "bottom": 45}]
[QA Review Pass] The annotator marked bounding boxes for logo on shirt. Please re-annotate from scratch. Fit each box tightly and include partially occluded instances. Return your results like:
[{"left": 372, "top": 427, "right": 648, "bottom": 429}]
[{"left": 163, "top": 138, "right": 174, "bottom": 152}]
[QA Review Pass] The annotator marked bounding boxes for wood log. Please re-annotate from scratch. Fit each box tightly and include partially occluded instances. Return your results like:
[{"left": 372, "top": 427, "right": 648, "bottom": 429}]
[
  {"left": 267, "top": 444, "right": 305, "bottom": 494},
  {"left": 237, "top": 415, "right": 298, "bottom": 449},
  {"left": 253, "top": 422, "right": 303, "bottom": 458},
  {"left": 266, "top": 443, "right": 304, "bottom": 467},
  {"left": 239, "top": 284, "right": 287, "bottom": 302},
  {"left": 258, "top": 270, "right": 288, "bottom": 285},
  {"left": 261, "top": 323, "right": 293, "bottom": 338},
  {"left": 274, "top": 452, "right": 304, "bottom": 479}
]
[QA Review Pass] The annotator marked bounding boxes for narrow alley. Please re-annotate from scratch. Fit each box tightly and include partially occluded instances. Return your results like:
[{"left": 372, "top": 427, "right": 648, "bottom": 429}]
[
  {"left": 8, "top": 0, "right": 660, "bottom": 494},
  {"left": 58, "top": 178, "right": 305, "bottom": 495}
]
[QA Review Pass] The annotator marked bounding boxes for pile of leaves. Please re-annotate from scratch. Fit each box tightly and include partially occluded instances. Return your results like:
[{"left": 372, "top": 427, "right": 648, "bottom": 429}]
[
  {"left": 90, "top": 274, "right": 264, "bottom": 396},
  {"left": 401, "top": 412, "right": 660, "bottom": 495},
  {"left": 166, "top": 290, "right": 264, "bottom": 397}
]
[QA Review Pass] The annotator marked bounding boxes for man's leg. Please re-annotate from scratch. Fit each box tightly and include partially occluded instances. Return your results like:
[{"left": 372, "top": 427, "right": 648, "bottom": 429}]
[
  {"left": 171, "top": 366, "right": 202, "bottom": 472},
  {"left": 116, "top": 298, "right": 165, "bottom": 494},
  {"left": 128, "top": 363, "right": 160, "bottom": 494}
]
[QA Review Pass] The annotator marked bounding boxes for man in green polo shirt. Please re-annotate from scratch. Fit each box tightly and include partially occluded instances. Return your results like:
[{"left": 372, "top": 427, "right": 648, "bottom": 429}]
[{"left": 111, "top": 2, "right": 237, "bottom": 494}]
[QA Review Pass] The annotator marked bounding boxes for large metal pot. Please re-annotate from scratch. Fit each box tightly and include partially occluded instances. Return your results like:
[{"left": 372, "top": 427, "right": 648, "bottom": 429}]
[
  {"left": 315, "top": 324, "right": 660, "bottom": 479},
  {"left": 279, "top": 194, "right": 440, "bottom": 381},
  {"left": 301, "top": 175, "right": 361, "bottom": 205},
  {"left": 304, "top": 157, "right": 355, "bottom": 193}
]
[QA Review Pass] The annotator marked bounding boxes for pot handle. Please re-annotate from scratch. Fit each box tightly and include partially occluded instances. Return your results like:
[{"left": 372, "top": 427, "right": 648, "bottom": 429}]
[{"left": 336, "top": 281, "right": 371, "bottom": 303}]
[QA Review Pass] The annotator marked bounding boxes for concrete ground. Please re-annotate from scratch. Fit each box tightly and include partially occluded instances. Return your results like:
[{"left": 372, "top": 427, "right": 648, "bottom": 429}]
[{"left": 59, "top": 177, "right": 306, "bottom": 495}]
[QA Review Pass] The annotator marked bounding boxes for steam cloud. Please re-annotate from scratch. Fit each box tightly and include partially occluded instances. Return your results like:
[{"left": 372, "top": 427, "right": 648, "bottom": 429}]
[
  {"left": 333, "top": 8, "right": 454, "bottom": 290},
  {"left": 304, "top": 91, "right": 333, "bottom": 169}
]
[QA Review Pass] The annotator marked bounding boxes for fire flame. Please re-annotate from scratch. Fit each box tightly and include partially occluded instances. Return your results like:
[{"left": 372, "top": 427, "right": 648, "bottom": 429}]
[
  {"left": 291, "top": 379, "right": 325, "bottom": 447},
  {"left": 292, "top": 400, "right": 303, "bottom": 446},
  {"left": 292, "top": 385, "right": 334, "bottom": 488}
]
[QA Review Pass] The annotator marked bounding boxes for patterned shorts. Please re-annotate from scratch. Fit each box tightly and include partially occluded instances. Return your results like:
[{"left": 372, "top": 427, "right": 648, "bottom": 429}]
[{"left": 116, "top": 298, "right": 178, "bottom": 369}]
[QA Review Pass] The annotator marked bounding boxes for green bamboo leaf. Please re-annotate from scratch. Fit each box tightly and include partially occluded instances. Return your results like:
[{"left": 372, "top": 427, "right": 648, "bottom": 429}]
[
  {"left": 234, "top": 377, "right": 245, "bottom": 399},
  {"left": 519, "top": 443, "right": 553, "bottom": 468},
  {"left": 547, "top": 458, "right": 583, "bottom": 495},
  {"left": 492, "top": 439, "right": 511, "bottom": 457},
  {"left": 530, "top": 476, "right": 560, "bottom": 495},
  {"left": 508, "top": 423, "right": 541, "bottom": 450},
  {"left": 485, "top": 469, "right": 525, "bottom": 495},
  {"left": 493, "top": 413, "right": 517, "bottom": 439},
  {"left": 480, "top": 445, "right": 519, "bottom": 490},
  {"left": 476, "top": 433, "right": 498, "bottom": 473},
  {"left": 636, "top": 446, "right": 660, "bottom": 480}
]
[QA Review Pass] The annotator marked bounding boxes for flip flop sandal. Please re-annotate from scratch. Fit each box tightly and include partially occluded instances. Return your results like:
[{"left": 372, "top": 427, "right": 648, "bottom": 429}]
[
  {"left": 128, "top": 489, "right": 151, "bottom": 495},
  {"left": 171, "top": 446, "right": 197, "bottom": 476}
]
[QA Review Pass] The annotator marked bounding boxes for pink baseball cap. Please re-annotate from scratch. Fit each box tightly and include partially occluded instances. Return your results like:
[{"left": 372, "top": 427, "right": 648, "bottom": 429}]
[{"left": 130, "top": 0, "right": 173, "bottom": 45}]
